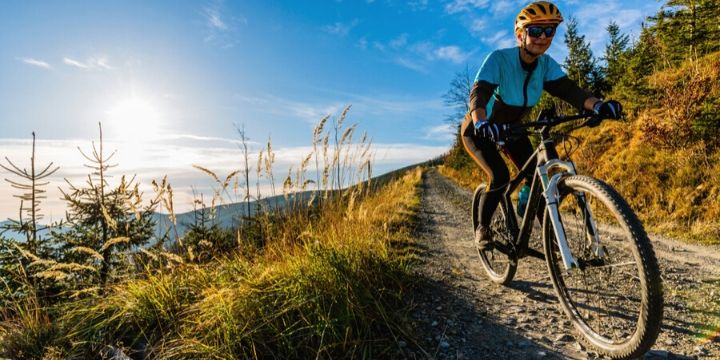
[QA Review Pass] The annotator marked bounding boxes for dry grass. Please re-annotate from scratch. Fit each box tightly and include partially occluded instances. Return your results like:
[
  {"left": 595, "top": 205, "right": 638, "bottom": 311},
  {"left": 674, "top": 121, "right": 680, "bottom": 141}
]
[{"left": 1, "top": 110, "right": 426, "bottom": 359}]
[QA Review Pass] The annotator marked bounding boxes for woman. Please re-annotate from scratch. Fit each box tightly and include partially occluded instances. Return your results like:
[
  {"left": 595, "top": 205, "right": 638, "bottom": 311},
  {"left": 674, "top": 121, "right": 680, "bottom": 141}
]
[{"left": 462, "top": 1, "right": 622, "bottom": 250}]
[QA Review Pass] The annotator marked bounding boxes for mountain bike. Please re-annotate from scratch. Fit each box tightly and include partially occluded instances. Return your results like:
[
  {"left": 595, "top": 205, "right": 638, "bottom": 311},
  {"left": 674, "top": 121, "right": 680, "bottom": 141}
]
[{"left": 470, "top": 109, "right": 663, "bottom": 359}]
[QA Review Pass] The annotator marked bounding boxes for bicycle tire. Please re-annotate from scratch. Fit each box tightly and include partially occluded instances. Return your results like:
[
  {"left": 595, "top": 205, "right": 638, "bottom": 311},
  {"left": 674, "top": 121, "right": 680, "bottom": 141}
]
[
  {"left": 542, "top": 175, "right": 663, "bottom": 359},
  {"left": 472, "top": 184, "right": 517, "bottom": 285}
]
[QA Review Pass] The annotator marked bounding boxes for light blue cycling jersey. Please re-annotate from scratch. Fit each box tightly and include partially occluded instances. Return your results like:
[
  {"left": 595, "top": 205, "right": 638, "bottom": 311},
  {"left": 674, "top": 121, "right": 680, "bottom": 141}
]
[{"left": 475, "top": 47, "right": 567, "bottom": 121}]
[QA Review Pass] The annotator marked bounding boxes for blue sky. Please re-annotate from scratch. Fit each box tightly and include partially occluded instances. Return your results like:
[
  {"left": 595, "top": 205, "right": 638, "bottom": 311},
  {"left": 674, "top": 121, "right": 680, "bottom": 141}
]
[{"left": 0, "top": 0, "right": 663, "bottom": 219}]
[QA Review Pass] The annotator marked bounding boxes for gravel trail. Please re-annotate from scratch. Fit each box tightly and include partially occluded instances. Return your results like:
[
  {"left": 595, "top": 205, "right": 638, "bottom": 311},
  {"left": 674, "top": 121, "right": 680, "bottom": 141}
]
[{"left": 404, "top": 168, "right": 720, "bottom": 360}]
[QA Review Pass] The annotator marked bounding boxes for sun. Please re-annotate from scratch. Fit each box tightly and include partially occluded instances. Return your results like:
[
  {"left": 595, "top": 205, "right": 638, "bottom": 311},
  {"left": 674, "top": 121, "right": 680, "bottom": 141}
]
[{"left": 106, "top": 96, "right": 164, "bottom": 142}]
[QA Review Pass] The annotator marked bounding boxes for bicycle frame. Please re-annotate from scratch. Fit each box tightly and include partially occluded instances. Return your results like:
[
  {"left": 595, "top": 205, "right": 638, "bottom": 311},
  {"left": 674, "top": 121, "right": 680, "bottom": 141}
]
[{"left": 500, "top": 119, "right": 605, "bottom": 271}]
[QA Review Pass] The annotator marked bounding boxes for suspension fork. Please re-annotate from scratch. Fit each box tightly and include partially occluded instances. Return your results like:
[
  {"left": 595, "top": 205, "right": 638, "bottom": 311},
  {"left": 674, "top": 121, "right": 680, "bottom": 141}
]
[{"left": 537, "top": 159, "right": 581, "bottom": 270}]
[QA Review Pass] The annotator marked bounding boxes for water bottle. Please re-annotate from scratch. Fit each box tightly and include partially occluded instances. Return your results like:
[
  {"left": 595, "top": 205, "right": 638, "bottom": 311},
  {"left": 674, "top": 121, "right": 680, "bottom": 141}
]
[{"left": 517, "top": 184, "right": 530, "bottom": 217}]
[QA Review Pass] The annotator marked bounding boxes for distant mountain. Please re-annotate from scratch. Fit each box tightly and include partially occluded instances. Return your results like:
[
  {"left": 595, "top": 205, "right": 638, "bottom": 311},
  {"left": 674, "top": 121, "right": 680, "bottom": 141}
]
[
  {"left": 0, "top": 158, "right": 442, "bottom": 245},
  {"left": 152, "top": 191, "right": 320, "bottom": 241}
]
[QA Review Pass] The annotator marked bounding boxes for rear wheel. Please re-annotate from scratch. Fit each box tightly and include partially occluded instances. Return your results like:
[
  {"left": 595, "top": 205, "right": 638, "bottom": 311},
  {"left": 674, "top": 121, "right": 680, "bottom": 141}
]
[
  {"left": 473, "top": 184, "right": 517, "bottom": 285},
  {"left": 543, "top": 175, "right": 663, "bottom": 359}
]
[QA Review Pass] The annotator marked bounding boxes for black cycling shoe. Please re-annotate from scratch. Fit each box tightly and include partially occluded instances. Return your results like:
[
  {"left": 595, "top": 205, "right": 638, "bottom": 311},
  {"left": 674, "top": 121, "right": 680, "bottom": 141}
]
[{"left": 475, "top": 225, "right": 494, "bottom": 251}]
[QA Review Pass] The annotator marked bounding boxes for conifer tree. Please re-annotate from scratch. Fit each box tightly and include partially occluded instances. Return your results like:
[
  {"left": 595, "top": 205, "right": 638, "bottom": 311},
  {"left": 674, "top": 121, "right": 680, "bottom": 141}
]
[
  {"left": 563, "top": 17, "right": 602, "bottom": 95},
  {"left": 615, "top": 24, "right": 662, "bottom": 112},
  {"left": 603, "top": 21, "right": 630, "bottom": 94},
  {"left": 1, "top": 133, "right": 59, "bottom": 253},
  {"left": 650, "top": 0, "right": 720, "bottom": 64},
  {"left": 0, "top": 132, "right": 59, "bottom": 305},
  {"left": 54, "top": 123, "right": 159, "bottom": 286}
]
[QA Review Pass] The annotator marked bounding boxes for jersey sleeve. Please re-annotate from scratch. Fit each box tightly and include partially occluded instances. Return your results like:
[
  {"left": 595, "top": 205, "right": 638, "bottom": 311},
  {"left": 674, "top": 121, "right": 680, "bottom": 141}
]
[
  {"left": 475, "top": 51, "right": 501, "bottom": 85},
  {"left": 543, "top": 55, "right": 567, "bottom": 82}
]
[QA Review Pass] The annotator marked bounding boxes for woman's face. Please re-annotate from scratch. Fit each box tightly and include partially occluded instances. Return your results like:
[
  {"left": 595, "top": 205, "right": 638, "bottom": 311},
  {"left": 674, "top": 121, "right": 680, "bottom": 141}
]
[{"left": 517, "top": 24, "right": 556, "bottom": 55}]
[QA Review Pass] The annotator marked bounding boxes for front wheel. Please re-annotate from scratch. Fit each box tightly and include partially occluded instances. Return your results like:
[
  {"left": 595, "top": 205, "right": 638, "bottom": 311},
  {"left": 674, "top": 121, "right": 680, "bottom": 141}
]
[
  {"left": 472, "top": 184, "right": 517, "bottom": 285},
  {"left": 543, "top": 175, "right": 663, "bottom": 359}
]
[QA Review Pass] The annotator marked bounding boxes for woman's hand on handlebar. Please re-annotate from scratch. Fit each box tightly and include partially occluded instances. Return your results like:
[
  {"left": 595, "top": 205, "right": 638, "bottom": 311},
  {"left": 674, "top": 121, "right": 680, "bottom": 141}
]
[{"left": 474, "top": 120, "right": 510, "bottom": 142}]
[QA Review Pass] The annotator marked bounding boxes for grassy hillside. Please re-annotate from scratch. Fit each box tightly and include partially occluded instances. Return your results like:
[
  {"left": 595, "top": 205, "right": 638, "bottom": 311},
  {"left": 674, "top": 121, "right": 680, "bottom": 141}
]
[
  {"left": 1, "top": 167, "right": 424, "bottom": 359},
  {"left": 441, "top": 51, "right": 720, "bottom": 245}
]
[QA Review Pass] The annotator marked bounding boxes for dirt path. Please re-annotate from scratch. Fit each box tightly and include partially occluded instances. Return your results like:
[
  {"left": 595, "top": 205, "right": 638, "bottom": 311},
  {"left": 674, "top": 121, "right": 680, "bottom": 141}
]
[{"left": 404, "top": 168, "right": 720, "bottom": 360}]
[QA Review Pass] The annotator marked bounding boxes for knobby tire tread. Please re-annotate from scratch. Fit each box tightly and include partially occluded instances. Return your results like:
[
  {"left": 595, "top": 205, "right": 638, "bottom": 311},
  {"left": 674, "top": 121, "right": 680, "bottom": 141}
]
[{"left": 545, "top": 175, "right": 663, "bottom": 360}]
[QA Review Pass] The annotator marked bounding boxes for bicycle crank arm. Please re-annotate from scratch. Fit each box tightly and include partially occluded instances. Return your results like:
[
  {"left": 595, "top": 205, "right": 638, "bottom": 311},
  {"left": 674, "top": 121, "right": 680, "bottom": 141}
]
[{"left": 524, "top": 248, "right": 545, "bottom": 261}]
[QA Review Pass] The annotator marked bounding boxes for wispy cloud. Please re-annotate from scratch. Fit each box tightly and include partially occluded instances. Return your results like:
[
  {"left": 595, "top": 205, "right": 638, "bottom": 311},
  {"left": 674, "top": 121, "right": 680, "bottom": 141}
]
[
  {"left": 371, "top": 34, "right": 473, "bottom": 71},
  {"left": 206, "top": 8, "right": 227, "bottom": 30},
  {"left": 408, "top": 0, "right": 429, "bottom": 11},
  {"left": 389, "top": 33, "right": 409, "bottom": 49},
  {"left": 63, "top": 56, "right": 113, "bottom": 70},
  {"left": 235, "top": 90, "right": 444, "bottom": 122},
  {"left": 482, "top": 30, "right": 514, "bottom": 48},
  {"left": 434, "top": 46, "right": 471, "bottom": 63},
  {"left": 393, "top": 57, "right": 428, "bottom": 73},
  {"left": 570, "top": 1, "right": 650, "bottom": 55},
  {"left": 322, "top": 19, "right": 359, "bottom": 37},
  {"left": 234, "top": 93, "right": 344, "bottom": 125},
  {"left": 422, "top": 124, "right": 456, "bottom": 141},
  {"left": 489, "top": 0, "right": 519, "bottom": 16},
  {"left": 202, "top": 2, "right": 245, "bottom": 48},
  {"left": 445, "top": 0, "right": 490, "bottom": 14},
  {"left": 20, "top": 57, "right": 52, "bottom": 69}
]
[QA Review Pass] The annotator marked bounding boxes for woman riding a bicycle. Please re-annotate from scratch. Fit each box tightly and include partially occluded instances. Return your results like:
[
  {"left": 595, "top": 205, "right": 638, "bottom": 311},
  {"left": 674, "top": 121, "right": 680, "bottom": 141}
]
[{"left": 462, "top": 1, "right": 622, "bottom": 250}]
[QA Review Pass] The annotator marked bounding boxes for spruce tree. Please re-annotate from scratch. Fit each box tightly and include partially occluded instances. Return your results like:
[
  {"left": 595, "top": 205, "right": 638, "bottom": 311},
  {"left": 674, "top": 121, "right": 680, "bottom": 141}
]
[
  {"left": 650, "top": 0, "right": 720, "bottom": 64},
  {"left": 563, "top": 17, "right": 602, "bottom": 95},
  {"left": 54, "top": 123, "right": 159, "bottom": 287},
  {"left": 603, "top": 21, "right": 630, "bottom": 94}
]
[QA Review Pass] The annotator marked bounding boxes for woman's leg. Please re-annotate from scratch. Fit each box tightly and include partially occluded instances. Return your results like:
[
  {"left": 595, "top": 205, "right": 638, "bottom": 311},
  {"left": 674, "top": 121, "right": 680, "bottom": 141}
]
[
  {"left": 461, "top": 125, "right": 510, "bottom": 228},
  {"left": 502, "top": 135, "right": 545, "bottom": 224}
]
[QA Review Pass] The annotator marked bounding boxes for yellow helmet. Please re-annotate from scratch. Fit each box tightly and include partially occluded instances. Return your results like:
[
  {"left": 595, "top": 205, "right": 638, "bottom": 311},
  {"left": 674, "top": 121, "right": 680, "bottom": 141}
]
[{"left": 515, "top": 1, "right": 563, "bottom": 35}]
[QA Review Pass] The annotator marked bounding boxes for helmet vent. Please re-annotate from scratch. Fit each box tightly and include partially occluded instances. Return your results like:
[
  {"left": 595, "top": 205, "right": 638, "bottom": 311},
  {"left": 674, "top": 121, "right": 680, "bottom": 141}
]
[
  {"left": 526, "top": 8, "right": 537, "bottom": 15},
  {"left": 537, "top": 3, "right": 547, "bottom": 14},
  {"left": 549, "top": 4, "right": 556, "bottom": 13}
]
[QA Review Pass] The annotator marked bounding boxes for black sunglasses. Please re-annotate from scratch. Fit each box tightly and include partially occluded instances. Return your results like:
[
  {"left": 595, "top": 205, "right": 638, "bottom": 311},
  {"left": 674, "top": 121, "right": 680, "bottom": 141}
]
[{"left": 526, "top": 26, "right": 557, "bottom": 38}]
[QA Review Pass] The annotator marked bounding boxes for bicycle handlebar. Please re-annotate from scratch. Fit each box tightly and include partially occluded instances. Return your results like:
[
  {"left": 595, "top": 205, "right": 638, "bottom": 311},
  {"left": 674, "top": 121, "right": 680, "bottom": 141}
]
[{"left": 515, "top": 112, "right": 599, "bottom": 130}]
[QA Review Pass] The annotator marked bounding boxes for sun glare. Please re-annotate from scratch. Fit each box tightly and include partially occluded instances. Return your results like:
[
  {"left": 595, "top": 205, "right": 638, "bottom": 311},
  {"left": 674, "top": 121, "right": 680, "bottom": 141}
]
[{"left": 106, "top": 96, "right": 164, "bottom": 142}]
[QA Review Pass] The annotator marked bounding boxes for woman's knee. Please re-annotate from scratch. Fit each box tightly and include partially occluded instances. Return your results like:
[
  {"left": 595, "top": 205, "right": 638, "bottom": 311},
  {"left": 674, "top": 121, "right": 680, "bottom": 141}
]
[{"left": 488, "top": 167, "right": 509, "bottom": 187}]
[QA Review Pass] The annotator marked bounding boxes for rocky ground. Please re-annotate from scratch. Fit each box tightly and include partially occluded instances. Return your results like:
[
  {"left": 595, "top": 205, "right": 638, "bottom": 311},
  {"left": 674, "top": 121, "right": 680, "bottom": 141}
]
[{"left": 401, "top": 168, "right": 720, "bottom": 360}]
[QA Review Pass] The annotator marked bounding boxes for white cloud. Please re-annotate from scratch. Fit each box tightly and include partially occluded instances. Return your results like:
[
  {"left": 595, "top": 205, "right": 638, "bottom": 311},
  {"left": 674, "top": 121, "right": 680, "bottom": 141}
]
[
  {"left": 471, "top": 19, "right": 487, "bottom": 33},
  {"left": 357, "top": 37, "right": 369, "bottom": 50},
  {"left": 389, "top": 33, "right": 409, "bottom": 49},
  {"left": 322, "top": 19, "right": 359, "bottom": 36},
  {"left": 0, "top": 137, "right": 447, "bottom": 219},
  {"left": 63, "top": 56, "right": 113, "bottom": 70},
  {"left": 409, "top": 0, "right": 429, "bottom": 11},
  {"left": 434, "top": 46, "right": 470, "bottom": 63},
  {"left": 490, "top": 0, "right": 519, "bottom": 16},
  {"left": 551, "top": 1, "right": 663, "bottom": 59},
  {"left": 202, "top": 3, "right": 245, "bottom": 48},
  {"left": 20, "top": 57, "right": 52, "bottom": 69},
  {"left": 234, "top": 93, "right": 345, "bottom": 125},
  {"left": 208, "top": 11, "right": 227, "bottom": 30},
  {"left": 445, "top": 0, "right": 489, "bottom": 14},
  {"left": 393, "top": 57, "right": 428, "bottom": 73},
  {"left": 423, "top": 124, "right": 456, "bottom": 141},
  {"left": 482, "top": 30, "right": 515, "bottom": 48}
]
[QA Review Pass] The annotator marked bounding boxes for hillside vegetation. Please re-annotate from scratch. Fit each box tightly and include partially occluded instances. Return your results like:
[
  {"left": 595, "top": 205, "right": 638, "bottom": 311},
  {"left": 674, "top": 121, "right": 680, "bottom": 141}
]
[
  {"left": 0, "top": 110, "right": 427, "bottom": 358},
  {"left": 4, "top": 168, "right": 423, "bottom": 358},
  {"left": 442, "top": 1, "right": 720, "bottom": 244}
]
